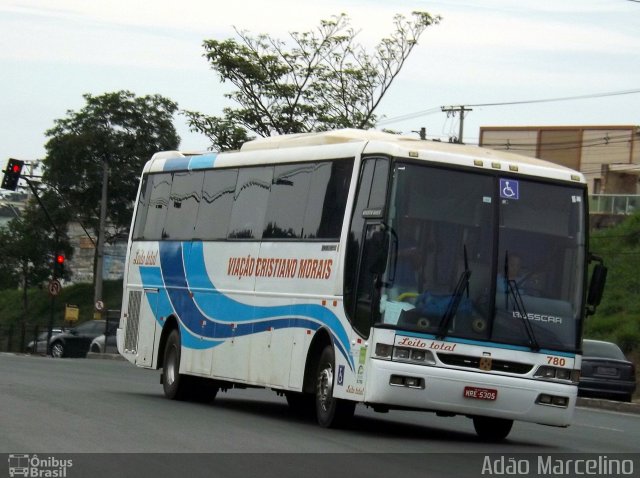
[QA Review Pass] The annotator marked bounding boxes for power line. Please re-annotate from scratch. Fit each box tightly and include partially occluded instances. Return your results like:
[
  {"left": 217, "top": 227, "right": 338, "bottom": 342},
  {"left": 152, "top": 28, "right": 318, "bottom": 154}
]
[
  {"left": 378, "top": 89, "right": 640, "bottom": 126},
  {"left": 465, "top": 89, "right": 640, "bottom": 108}
]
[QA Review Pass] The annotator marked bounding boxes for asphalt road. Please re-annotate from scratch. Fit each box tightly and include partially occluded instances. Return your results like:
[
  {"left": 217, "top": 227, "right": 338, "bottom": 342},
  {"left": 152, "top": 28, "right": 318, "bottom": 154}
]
[{"left": 1, "top": 354, "right": 639, "bottom": 477}]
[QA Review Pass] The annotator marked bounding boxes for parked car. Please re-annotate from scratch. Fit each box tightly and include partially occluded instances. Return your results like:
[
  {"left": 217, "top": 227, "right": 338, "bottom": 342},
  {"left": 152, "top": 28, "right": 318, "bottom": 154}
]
[
  {"left": 26, "top": 328, "right": 65, "bottom": 354},
  {"left": 50, "top": 320, "right": 111, "bottom": 358},
  {"left": 88, "top": 333, "right": 118, "bottom": 354},
  {"left": 579, "top": 339, "right": 636, "bottom": 402}
]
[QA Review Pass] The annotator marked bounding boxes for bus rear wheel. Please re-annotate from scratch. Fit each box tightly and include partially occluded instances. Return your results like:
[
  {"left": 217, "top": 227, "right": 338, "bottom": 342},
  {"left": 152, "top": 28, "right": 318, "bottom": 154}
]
[
  {"left": 315, "top": 346, "right": 355, "bottom": 428},
  {"left": 162, "top": 329, "right": 218, "bottom": 403},
  {"left": 162, "top": 329, "right": 191, "bottom": 401},
  {"left": 472, "top": 416, "right": 513, "bottom": 441}
]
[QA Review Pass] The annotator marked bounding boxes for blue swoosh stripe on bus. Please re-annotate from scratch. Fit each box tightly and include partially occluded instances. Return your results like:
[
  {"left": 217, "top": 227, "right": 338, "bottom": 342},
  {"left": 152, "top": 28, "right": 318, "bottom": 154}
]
[
  {"left": 139, "top": 266, "right": 175, "bottom": 320},
  {"left": 163, "top": 157, "right": 191, "bottom": 172},
  {"left": 161, "top": 154, "right": 217, "bottom": 173},
  {"left": 183, "top": 241, "right": 352, "bottom": 366},
  {"left": 189, "top": 154, "right": 217, "bottom": 170},
  {"left": 144, "top": 241, "right": 353, "bottom": 368},
  {"left": 140, "top": 266, "right": 223, "bottom": 350}
]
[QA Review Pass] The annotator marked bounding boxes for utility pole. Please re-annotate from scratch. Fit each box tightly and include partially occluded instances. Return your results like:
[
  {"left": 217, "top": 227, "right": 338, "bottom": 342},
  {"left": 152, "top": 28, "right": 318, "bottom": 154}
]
[
  {"left": 23, "top": 178, "right": 60, "bottom": 355},
  {"left": 411, "top": 127, "right": 427, "bottom": 140},
  {"left": 93, "top": 155, "right": 108, "bottom": 318},
  {"left": 440, "top": 105, "right": 473, "bottom": 144}
]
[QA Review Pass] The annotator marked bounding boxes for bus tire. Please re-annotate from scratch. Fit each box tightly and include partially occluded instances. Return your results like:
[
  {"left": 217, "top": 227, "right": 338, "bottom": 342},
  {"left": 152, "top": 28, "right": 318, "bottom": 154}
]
[
  {"left": 315, "top": 345, "right": 355, "bottom": 428},
  {"left": 162, "top": 329, "right": 190, "bottom": 401},
  {"left": 472, "top": 416, "right": 513, "bottom": 441}
]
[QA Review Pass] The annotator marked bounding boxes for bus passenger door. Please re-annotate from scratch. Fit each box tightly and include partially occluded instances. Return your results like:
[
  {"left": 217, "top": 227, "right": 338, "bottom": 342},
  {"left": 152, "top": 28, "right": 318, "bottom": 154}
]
[
  {"left": 136, "top": 288, "right": 158, "bottom": 367},
  {"left": 342, "top": 157, "right": 390, "bottom": 396},
  {"left": 353, "top": 223, "right": 387, "bottom": 333}
]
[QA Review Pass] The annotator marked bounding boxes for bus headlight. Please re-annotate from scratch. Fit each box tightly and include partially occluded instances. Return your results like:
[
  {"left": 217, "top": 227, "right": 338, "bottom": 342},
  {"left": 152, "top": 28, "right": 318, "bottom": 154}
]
[
  {"left": 374, "top": 343, "right": 436, "bottom": 365},
  {"left": 392, "top": 346, "right": 436, "bottom": 365},
  {"left": 374, "top": 343, "right": 393, "bottom": 359},
  {"left": 534, "top": 366, "right": 579, "bottom": 383},
  {"left": 393, "top": 347, "right": 411, "bottom": 360}
]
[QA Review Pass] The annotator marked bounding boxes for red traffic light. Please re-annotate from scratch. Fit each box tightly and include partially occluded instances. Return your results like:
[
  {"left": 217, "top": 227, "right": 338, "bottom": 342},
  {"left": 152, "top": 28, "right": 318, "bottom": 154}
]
[
  {"left": 56, "top": 254, "right": 65, "bottom": 264},
  {"left": 1, "top": 158, "right": 24, "bottom": 191}
]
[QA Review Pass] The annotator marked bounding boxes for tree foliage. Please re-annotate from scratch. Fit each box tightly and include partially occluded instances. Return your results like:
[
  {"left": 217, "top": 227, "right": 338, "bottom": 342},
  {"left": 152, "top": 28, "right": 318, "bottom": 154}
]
[
  {"left": 43, "top": 91, "right": 180, "bottom": 237},
  {"left": 185, "top": 11, "right": 441, "bottom": 151},
  {"left": 586, "top": 212, "right": 640, "bottom": 353},
  {"left": 0, "top": 189, "right": 73, "bottom": 332}
]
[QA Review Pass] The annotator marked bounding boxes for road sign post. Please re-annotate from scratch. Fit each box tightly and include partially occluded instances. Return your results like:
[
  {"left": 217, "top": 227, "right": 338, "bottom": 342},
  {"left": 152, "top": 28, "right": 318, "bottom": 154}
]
[
  {"left": 65, "top": 304, "right": 79, "bottom": 323},
  {"left": 48, "top": 279, "right": 61, "bottom": 296}
]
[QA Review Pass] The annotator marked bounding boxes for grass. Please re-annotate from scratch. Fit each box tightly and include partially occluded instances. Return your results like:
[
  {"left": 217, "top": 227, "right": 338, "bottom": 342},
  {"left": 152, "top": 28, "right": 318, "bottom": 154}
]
[{"left": 0, "top": 280, "right": 123, "bottom": 328}]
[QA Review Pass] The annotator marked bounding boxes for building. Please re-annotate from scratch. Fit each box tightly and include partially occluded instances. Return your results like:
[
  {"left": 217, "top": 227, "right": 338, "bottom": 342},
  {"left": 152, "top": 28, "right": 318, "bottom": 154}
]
[
  {"left": 64, "top": 222, "right": 127, "bottom": 284},
  {"left": 479, "top": 125, "right": 640, "bottom": 195},
  {"left": 0, "top": 192, "right": 28, "bottom": 229}
]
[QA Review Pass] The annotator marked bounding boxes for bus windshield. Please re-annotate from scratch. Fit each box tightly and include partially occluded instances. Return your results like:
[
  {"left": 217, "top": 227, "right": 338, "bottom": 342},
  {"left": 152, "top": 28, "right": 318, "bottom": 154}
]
[{"left": 378, "top": 161, "right": 586, "bottom": 353}]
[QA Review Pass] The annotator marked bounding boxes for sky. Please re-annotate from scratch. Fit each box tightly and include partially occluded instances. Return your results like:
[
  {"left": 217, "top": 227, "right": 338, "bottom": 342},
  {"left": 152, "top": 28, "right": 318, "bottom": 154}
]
[{"left": 1, "top": 0, "right": 639, "bottom": 167}]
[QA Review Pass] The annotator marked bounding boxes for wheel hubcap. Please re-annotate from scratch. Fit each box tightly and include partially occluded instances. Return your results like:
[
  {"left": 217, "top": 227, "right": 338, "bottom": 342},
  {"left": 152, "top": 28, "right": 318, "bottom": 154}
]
[
  {"left": 52, "top": 344, "right": 62, "bottom": 358},
  {"left": 318, "top": 365, "right": 333, "bottom": 411},
  {"left": 166, "top": 347, "right": 176, "bottom": 386}
]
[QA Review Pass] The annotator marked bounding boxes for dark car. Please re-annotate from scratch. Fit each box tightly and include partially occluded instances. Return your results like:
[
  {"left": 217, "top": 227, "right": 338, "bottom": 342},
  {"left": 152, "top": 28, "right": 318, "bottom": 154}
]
[
  {"left": 579, "top": 339, "right": 636, "bottom": 402},
  {"left": 50, "top": 320, "right": 111, "bottom": 358}
]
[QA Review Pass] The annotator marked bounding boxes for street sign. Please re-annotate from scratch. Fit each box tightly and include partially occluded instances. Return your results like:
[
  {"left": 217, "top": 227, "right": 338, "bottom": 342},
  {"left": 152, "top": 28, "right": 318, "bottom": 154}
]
[
  {"left": 95, "top": 300, "right": 104, "bottom": 311},
  {"left": 48, "top": 279, "right": 61, "bottom": 296},
  {"left": 65, "top": 304, "right": 79, "bottom": 322}
]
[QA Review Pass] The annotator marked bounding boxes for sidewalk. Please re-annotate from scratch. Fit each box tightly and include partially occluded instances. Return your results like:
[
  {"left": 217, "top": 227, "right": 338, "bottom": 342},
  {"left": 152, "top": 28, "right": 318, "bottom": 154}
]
[
  {"left": 577, "top": 397, "right": 640, "bottom": 414},
  {"left": 86, "top": 351, "right": 126, "bottom": 361}
]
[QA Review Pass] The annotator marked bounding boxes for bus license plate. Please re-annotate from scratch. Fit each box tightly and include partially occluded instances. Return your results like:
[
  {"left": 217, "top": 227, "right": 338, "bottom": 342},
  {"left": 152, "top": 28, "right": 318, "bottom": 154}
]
[{"left": 463, "top": 386, "right": 497, "bottom": 401}]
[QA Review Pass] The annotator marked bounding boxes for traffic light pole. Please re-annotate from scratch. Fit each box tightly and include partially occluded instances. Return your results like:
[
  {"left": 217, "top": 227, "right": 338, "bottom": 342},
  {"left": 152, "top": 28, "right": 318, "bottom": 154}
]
[
  {"left": 24, "top": 178, "right": 60, "bottom": 354},
  {"left": 24, "top": 179, "right": 60, "bottom": 238}
]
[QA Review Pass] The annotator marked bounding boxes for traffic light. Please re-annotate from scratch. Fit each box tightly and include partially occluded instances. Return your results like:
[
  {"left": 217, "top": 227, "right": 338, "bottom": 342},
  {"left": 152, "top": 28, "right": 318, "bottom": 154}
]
[
  {"left": 1, "top": 158, "right": 24, "bottom": 191},
  {"left": 54, "top": 253, "right": 65, "bottom": 278}
]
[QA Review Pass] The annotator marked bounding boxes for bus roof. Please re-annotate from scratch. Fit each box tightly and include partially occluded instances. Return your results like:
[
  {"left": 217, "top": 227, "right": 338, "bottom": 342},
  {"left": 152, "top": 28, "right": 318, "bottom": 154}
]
[{"left": 147, "top": 129, "right": 586, "bottom": 184}]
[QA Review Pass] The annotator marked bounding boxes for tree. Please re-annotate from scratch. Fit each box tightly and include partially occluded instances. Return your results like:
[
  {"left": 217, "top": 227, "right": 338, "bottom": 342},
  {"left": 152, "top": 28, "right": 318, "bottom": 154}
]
[
  {"left": 185, "top": 11, "right": 441, "bottom": 151},
  {"left": 43, "top": 91, "right": 180, "bottom": 237},
  {"left": 0, "top": 191, "right": 70, "bottom": 290},
  {"left": 0, "top": 190, "right": 73, "bottom": 349}
]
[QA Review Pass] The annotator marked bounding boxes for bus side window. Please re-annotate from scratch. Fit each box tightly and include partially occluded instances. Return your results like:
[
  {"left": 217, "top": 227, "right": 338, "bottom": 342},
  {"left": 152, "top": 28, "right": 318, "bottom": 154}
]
[
  {"left": 195, "top": 168, "right": 238, "bottom": 240},
  {"left": 132, "top": 176, "right": 151, "bottom": 240},
  {"left": 228, "top": 166, "right": 274, "bottom": 240},
  {"left": 163, "top": 170, "right": 204, "bottom": 240},
  {"left": 263, "top": 163, "right": 314, "bottom": 239},
  {"left": 142, "top": 173, "right": 172, "bottom": 240},
  {"left": 304, "top": 160, "right": 354, "bottom": 240}
]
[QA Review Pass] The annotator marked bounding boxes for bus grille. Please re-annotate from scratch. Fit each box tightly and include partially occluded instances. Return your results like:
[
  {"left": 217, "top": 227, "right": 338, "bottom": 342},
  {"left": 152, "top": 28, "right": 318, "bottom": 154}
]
[
  {"left": 437, "top": 353, "right": 533, "bottom": 374},
  {"left": 124, "top": 290, "right": 142, "bottom": 352}
]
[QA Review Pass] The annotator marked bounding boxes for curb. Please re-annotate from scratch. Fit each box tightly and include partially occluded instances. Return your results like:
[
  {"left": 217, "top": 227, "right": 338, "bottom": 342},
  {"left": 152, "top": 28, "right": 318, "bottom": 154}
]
[
  {"left": 86, "top": 352, "right": 125, "bottom": 361},
  {"left": 577, "top": 397, "right": 640, "bottom": 414}
]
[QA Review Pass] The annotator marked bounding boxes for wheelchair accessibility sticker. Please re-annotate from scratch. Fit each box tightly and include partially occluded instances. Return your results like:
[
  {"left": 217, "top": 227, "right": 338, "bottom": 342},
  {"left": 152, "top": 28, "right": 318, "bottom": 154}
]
[{"left": 500, "top": 179, "right": 519, "bottom": 200}]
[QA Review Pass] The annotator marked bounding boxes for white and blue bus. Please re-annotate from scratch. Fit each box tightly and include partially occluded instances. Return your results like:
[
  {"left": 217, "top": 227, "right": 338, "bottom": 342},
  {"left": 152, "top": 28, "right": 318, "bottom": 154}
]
[{"left": 117, "top": 129, "right": 606, "bottom": 440}]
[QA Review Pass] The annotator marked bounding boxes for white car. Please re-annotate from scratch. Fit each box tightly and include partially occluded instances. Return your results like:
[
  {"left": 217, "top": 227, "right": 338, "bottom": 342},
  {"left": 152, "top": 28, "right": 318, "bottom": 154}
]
[
  {"left": 26, "top": 328, "right": 65, "bottom": 354},
  {"left": 88, "top": 334, "right": 118, "bottom": 354}
]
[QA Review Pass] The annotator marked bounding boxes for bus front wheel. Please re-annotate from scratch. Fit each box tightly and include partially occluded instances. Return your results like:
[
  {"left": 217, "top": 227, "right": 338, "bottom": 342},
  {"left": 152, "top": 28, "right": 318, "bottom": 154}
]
[
  {"left": 472, "top": 416, "right": 513, "bottom": 441},
  {"left": 315, "top": 345, "right": 355, "bottom": 428}
]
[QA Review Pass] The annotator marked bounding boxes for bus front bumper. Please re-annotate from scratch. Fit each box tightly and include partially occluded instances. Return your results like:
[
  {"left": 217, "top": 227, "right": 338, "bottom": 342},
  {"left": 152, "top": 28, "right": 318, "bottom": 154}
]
[{"left": 365, "top": 358, "right": 577, "bottom": 426}]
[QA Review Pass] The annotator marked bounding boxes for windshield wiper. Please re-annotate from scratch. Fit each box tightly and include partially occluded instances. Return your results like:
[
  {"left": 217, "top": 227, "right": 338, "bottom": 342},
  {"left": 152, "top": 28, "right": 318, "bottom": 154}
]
[
  {"left": 504, "top": 252, "right": 540, "bottom": 351},
  {"left": 437, "top": 268, "right": 472, "bottom": 339}
]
